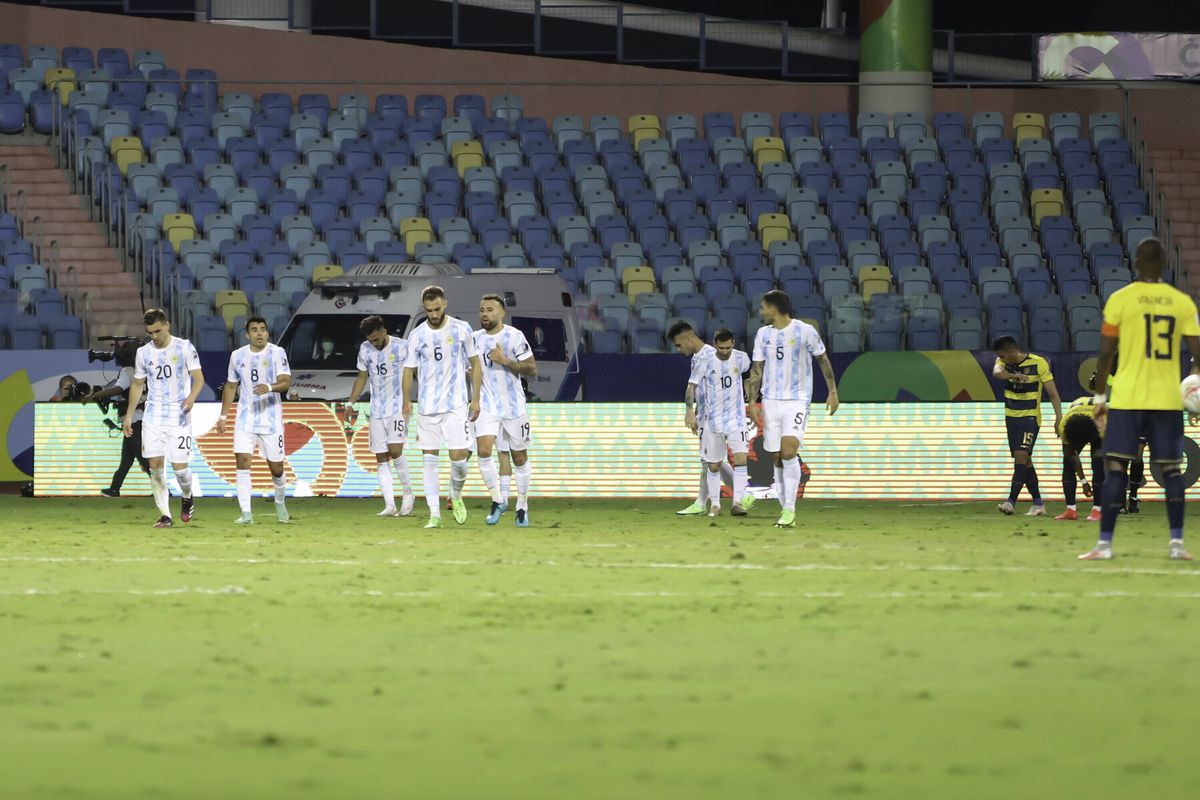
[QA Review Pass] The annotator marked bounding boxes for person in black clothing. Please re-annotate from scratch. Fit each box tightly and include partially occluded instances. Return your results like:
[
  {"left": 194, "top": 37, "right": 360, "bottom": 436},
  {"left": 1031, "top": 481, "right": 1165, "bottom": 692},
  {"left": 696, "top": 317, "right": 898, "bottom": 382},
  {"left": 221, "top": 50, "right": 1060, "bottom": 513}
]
[{"left": 86, "top": 341, "right": 150, "bottom": 497}]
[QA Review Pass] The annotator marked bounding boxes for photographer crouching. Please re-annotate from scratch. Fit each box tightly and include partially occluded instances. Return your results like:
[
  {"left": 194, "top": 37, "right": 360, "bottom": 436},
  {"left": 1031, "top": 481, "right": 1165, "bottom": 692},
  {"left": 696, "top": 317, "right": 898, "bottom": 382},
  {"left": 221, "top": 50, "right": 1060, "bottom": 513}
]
[{"left": 80, "top": 340, "right": 150, "bottom": 498}]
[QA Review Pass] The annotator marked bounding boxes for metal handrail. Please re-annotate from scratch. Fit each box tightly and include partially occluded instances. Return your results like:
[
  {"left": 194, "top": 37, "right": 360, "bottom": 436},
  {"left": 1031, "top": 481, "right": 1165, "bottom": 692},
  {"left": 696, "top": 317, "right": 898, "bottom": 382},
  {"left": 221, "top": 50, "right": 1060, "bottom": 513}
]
[{"left": 0, "top": 164, "right": 8, "bottom": 213}]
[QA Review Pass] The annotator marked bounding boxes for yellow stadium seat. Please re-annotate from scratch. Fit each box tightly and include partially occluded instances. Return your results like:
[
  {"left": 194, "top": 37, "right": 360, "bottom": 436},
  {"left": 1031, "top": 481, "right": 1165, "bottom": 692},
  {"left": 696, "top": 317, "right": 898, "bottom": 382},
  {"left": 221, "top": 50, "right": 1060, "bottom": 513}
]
[
  {"left": 753, "top": 137, "right": 787, "bottom": 170},
  {"left": 451, "top": 140, "right": 485, "bottom": 177},
  {"left": 214, "top": 290, "right": 250, "bottom": 330},
  {"left": 621, "top": 265, "right": 656, "bottom": 300},
  {"left": 757, "top": 213, "right": 792, "bottom": 253},
  {"left": 110, "top": 136, "right": 145, "bottom": 176},
  {"left": 161, "top": 213, "right": 197, "bottom": 253},
  {"left": 311, "top": 264, "right": 345, "bottom": 284},
  {"left": 627, "top": 114, "right": 662, "bottom": 148},
  {"left": 399, "top": 217, "right": 432, "bottom": 237},
  {"left": 399, "top": 217, "right": 433, "bottom": 256},
  {"left": 1030, "top": 188, "right": 1065, "bottom": 227},
  {"left": 44, "top": 67, "right": 77, "bottom": 106},
  {"left": 1013, "top": 112, "right": 1046, "bottom": 143},
  {"left": 857, "top": 265, "right": 892, "bottom": 301}
]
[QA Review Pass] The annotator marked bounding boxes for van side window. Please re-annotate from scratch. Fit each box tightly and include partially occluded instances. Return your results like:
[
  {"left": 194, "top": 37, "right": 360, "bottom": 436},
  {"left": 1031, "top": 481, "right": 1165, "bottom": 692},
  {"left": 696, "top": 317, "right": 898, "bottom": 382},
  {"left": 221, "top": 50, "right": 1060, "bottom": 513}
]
[{"left": 509, "top": 316, "right": 567, "bottom": 361}]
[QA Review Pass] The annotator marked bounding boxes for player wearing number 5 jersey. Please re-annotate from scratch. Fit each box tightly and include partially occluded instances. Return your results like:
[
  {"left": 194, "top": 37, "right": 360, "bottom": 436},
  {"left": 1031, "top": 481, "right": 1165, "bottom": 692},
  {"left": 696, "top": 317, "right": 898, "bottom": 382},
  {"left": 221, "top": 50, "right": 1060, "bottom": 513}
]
[
  {"left": 123, "top": 308, "right": 205, "bottom": 528},
  {"left": 403, "top": 285, "right": 483, "bottom": 528},
  {"left": 218, "top": 316, "right": 292, "bottom": 524},
  {"left": 1081, "top": 239, "right": 1200, "bottom": 561},
  {"left": 349, "top": 315, "right": 415, "bottom": 518},
  {"left": 746, "top": 290, "right": 839, "bottom": 528}
]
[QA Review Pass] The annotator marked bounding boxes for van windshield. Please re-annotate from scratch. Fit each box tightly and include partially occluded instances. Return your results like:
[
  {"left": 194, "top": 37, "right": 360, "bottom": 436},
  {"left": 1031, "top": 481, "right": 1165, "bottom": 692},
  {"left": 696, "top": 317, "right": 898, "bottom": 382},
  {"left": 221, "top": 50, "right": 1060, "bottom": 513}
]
[{"left": 279, "top": 314, "right": 411, "bottom": 372}]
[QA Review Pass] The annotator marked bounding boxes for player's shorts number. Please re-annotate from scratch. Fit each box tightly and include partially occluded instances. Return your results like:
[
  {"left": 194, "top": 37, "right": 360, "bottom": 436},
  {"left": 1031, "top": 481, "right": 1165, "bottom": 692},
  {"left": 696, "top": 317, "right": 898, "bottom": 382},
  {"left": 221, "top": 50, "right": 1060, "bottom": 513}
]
[
  {"left": 155, "top": 364, "right": 173, "bottom": 380},
  {"left": 521, "top": 423, "right": 531, "bottom": 440},
  {"left": 1144, "top": 314, "right": 1175, "bottom": 360},
  {"left": 794, "top": 412, "right": 805, "bottom": 426},
  {"left": 721, "top": 375, "right": 733, "bottom": 388},
  {"left": 177, "top": 435, "right": 192, "bottom": 450},
  {"left": 278, "top": 435, "right": 284, "bottom": 451},
  {"left": 1022, "top": 432, "right": 1036, "bottom": 447},
  {"left": 393, "top": 420, "right": 405, "bottom": 434}
]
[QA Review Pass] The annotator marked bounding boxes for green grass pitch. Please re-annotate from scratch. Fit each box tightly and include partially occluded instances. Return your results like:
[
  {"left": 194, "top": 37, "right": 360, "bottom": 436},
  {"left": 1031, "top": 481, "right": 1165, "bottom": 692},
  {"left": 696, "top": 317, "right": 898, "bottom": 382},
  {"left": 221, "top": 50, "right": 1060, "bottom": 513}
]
[{"left": 3, "top": 495, "right": 1200, "bottom": 799}]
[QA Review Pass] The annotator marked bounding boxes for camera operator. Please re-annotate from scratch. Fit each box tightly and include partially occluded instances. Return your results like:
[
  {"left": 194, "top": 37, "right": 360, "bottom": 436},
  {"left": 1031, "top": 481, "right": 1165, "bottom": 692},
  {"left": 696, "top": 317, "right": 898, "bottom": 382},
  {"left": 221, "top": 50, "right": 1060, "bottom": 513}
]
[
  {"left": 86, "top": 341, "right": 150, "bottom": 498},
  {"left": 50, "top": 375, "right": 78, "bottom": 401}
]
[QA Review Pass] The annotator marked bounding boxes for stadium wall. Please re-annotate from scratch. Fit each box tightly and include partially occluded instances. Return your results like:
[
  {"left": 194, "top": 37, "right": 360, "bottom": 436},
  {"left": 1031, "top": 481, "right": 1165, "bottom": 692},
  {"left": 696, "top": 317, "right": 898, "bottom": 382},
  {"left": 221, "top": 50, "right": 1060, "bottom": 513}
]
[{"left": 0, "top": 4, "right": 1197, "bottom": 146}]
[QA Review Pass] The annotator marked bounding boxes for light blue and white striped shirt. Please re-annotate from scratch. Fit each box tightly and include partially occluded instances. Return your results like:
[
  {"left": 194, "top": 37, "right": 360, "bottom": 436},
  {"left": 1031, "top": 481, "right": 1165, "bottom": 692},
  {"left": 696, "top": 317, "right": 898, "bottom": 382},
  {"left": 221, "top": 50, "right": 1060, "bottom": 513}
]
[
  {"left": 690, "top": 343, "right": 716, "bottom": 421},
  {"left": 357, "top": 335, "right": 408, "bottom": 418},
  {"left": 474, "top": 324, "right": 533, "bottom": 419},
  {"left": 134, "top": 336, "right": 201, "bottom": 427},
  {"left": 690, "top": 349, "right": 751, "bottom": 433},
  {"left": 404, "top": 316, "right": 478, "bottom": 415},
  {"left": 228, "top": 343, "right": 289, "bottom": 434},
  {"left": 752, "top": 320, "right": 826, "bottom": 403}
]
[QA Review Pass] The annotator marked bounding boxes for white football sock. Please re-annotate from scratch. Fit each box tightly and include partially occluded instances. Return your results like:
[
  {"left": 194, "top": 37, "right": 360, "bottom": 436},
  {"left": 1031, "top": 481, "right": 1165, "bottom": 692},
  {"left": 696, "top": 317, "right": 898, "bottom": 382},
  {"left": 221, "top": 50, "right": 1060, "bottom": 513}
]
[
  {"left": 706, "top": 468, "right": 721, "bottom": 508},
  {"left": 390, "top": 454, "right": 412, "bottom": 496},
  {"left": 782, "top": 457, "right": 801, "bottom": 512},
  {"left": 236, "top": 469, "right": 252, "bottom": 514},
  {"left": 773, "top": 462, "right": 784, "bottom": 508},
  {"left": 719, "top": 460, "right": 735, "bottom": 488},
  {"left": 450, "top": 458, "right": 469, "bottom": 500},
  {"left": 733, "top": 464, "right": 748, "bottom": 504},
  {"left": 173, "top": 467, "right": 193, "bottom": 499},
  {"left": 377, "top": 458, "right": 396, "bottom": 510},
  {"left": 697, "top": 462, "right": 709, "bottom": 504},
  {"left": 514, "top": 460, "right": 531, "bottom": 511},
  {"left": 423, "top": 454, "right": 441, "bottom": 515},
  {"left": 272, "top": 473, "right": 286, "bottom": 504},
  {"left": 500, "top": 474, "right": 512, "bottom": 504},
  {"left": 478, "top": 455, "right": 503, "bottom": 503},
  {"left": 150, "top": 468, "right": 170, "bottom": 517}
]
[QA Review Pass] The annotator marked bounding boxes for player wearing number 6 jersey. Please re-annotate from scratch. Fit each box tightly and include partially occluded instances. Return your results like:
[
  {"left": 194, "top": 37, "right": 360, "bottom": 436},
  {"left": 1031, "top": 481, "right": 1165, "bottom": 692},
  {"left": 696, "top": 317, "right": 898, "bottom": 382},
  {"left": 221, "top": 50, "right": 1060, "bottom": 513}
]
[
  {"left": 218, "top": 316, "right": 292, "bottom": 524},
  {"left": 349, "top": 315, "right": 415, "bottom": 518},
  {"left": 746, "top": 290, "right": 838, "bottom": 528},
  {"left": 475, "top": 294, "right": 538, "bottom": 527},
  {"left": 123, "top": 308, "right": 205, "bottom": 528},
  {"left": 403, "top": 285, "right": 482, "bottom": 528},
  {"left": 1081, "top": 239, "right": 1200, "bottom": 561}
]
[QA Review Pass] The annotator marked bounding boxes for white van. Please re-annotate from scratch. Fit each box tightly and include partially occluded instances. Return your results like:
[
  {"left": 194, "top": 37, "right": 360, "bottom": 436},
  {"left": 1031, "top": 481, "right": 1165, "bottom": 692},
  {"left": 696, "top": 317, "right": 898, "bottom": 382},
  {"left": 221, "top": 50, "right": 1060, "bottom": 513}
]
[{"left": 277, "top": 262, "right": 582, "bottom": 402}]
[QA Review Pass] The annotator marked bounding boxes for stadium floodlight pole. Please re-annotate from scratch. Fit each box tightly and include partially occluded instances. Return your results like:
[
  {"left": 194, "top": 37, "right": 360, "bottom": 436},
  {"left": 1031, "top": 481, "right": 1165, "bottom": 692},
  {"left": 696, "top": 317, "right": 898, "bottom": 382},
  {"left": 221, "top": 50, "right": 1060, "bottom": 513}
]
[{"left": 858, "top": 0, "right": 932, "bottom": 120}]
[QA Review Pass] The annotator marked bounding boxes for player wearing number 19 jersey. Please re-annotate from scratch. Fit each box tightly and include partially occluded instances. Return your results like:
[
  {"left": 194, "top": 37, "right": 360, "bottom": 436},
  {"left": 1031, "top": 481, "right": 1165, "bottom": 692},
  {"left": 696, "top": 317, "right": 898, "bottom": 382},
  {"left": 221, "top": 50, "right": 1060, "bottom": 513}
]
[
  {"left": 218, "top": 316, "right": 292, "bottom": 524},
  {"left": 349, "top": 315, "right": 414, "bottom": 518},
  {"left": 1082, "top": 238, "right": 1200, "bottom": 561},
  {"left": 747, "top": 290, "right": 839, "bottom": 528}
]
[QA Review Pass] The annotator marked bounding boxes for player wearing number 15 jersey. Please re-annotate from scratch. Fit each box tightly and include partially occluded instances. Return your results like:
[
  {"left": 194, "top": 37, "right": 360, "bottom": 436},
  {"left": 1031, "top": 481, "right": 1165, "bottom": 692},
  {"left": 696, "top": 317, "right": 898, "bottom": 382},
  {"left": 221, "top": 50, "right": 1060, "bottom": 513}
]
[
  {"left": 349, "top": 315, "right": 414, "bottom": 518},
  {"left": 218, "top": 316, "right": 292, "bottom": 524},
  {"left": 746, "top": 290, "right": 839, "bottom": 529},
  {"left": 1082, "top": 238, "right": 1200, "bottom": 561},
  {"left": 123, "top": 308, "right": 205, "bottom": 528}
]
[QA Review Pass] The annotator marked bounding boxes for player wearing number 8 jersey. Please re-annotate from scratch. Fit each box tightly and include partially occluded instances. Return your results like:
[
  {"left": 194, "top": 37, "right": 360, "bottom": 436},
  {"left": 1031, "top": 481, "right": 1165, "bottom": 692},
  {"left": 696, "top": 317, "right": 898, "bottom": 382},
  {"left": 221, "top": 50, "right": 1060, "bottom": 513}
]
[
  {"left": 746, "top": 290, "right": 839, "bottom": 528},
  {"left": 349, "top": 315, "right": 415, "bottom": 518},
  {"left": 1082, "top": 239, "right": 1200, "bottom": 561},
  {"left": 123, "top": 308, "right": 205, "bottom": 528},
  {"left": 218, "top": 316, "right": 292, "bottom": 524},
  {"left": 403, "top": 286, "right": 483, "bottom": 528}
]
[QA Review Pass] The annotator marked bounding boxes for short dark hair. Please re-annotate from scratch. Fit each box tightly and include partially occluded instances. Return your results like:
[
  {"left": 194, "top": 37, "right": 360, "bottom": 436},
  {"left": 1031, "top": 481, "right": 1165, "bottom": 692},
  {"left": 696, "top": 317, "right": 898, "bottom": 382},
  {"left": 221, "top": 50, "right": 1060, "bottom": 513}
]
[
  {"left": 421, "top": 285, "right": 446, "bottom": 303},
  {"left": 244, "top": 315, "right": 268, "bottom": 332},
  {"left": 761, "top": 290, "right": 791, "bottom": 316},
  {"left": 359, "top": 315, "right": 386, "bottom": 337},
  {"left": 667, "top": 320, "right": 694, "bottom": 341},
  {"left": 1063, "top": 414, "right": 1100, "bottom": 453},
  {"left": 992, "top": 336, "right": 1019, "bottom": 352},
  {"left": 59, "top": 374, "right": 77, "bottom": 386},
  {"left": 713, "top": 327, "right": 735, "bottom": 343},
  {"left": 1134, "top": 237, "right": 1166, "bottom": 273},
  {"left": 143, "top": 308, "right": 168, "bottom": 326},
  {"left": 481, "top": 293, "right": 505, "bottom": 308}
]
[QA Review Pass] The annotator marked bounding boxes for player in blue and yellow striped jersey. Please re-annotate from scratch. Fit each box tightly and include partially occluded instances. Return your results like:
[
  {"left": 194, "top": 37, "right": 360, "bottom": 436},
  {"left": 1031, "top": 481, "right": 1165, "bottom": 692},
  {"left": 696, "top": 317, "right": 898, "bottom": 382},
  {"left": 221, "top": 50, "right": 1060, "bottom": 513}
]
[{"left": 992, "top": 337, "right": 1063, "bottom": 516}]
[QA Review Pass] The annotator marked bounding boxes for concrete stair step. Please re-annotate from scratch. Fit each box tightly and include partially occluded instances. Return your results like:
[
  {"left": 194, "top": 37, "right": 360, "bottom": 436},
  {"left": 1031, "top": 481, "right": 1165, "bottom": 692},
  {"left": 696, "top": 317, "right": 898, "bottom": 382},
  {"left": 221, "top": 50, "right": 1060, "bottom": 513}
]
[
  {"left": 21, "top": 196, "right": 88, "bottom": 211},
  {"left": 41, "top": 233, "right": 109, "bottom": 248},
  {"left": 34, "top": 209, "right": 95, "bottom": 223},
  {"left": 0, "top": 155, "right": 58, "bottom": 169}
]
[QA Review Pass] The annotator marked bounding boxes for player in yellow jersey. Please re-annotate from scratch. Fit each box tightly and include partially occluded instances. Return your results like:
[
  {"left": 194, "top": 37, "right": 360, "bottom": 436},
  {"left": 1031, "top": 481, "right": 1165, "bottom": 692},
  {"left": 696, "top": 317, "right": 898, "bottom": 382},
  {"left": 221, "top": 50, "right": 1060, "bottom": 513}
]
[
  {"left": 1054, "top": 374, "right": 1104, "bottom": 522},
  {"left": 993, "top": 337, "right": 1063, "bottom": 516},
  {"left": 1081, "top": 239, "right": 1200, "bottom": 560}
]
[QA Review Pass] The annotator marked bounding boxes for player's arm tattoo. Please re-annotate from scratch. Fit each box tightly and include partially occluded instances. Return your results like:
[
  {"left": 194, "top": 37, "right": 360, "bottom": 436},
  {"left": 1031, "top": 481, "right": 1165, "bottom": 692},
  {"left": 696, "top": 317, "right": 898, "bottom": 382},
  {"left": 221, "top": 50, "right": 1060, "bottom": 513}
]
[
  {"left": 816, "top": 353, "right": 838, "bottom": 394},
  {"left": 506, "top": 356, "right": 538, "bottom": 378},
  {"left": 684, "top": 382, "right": 696, "bottom": 413},
  {"left": 745, "top": 362, "right": 763, "bottom": 404}
]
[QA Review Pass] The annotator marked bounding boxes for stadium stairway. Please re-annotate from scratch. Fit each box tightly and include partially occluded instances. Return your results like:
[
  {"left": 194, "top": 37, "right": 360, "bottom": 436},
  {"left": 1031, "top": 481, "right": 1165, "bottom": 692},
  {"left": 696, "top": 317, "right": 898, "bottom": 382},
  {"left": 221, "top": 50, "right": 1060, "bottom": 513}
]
[
  {"left": 0, "top": 138, "right": 142, "bottom": 340},
  {"left": 1149, "top": 148, "right": 1200, "bottom": 293}
]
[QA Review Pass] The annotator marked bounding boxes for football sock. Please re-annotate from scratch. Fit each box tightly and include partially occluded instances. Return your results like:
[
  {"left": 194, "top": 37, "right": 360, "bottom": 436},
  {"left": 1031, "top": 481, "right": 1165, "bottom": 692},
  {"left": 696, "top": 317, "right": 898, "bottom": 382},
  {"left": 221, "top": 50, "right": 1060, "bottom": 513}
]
[
  {"left": 697, "top": 462, "right": 709, "bottom": 504},
  {"left": 377, "top": 459, "right": 395, "bottom": 509},
  {"left": 706, "top": 467, "right": 721, "bottom": 507},
  {"left": 236, "top": 469, "right": 252, "bottom": 514},
  {"left": 150, "top": 468, "right": 170, "bottom": 517},
  {"left": 1062, "top": 458, "right": 1077, "bottom": 506},
  {"left": 500, "top": 474, "right": 512, "bottom": 504},
  {"left": 173, "top": 467, "right": 194, "bottom": 499},
  {"left": 1165, "top": 470, "right": 1185, "bottom": 540},
  {"left": 478, "top": 455, "right": 503, "bottom": 503},
  {"left": 719, "top": 460, "right": 735, "bottom": 488},
  {"left": 1091, "top": 456, "right": 1105, "bottom": 498},
  {"left": 450, "top": 458, "right": 469, "bottom": 500},
  {"left": 733, "top": 464, "right": 748, "bottom": 504},
  {"left": 391, "top": 455, "right": 412, "bottom": 496},
  {"left": 514, "top": 461, "right": 531, "bottom": 511},
  {"left": 1026, "top": 465, "right": 1042, "bottom": 503},
  {"left": 272, "top": 473, "right": 286, "bottom": 504},
  {"left": 1099, "top": 469, "right": 1128, "bottom": 544},
  {"left": 782, "top": 457, "right": 801, "bottom": 512},
  {"left": 774, "top": 462, "right": 784, "bottom": 508},
  {"left": 1130, "top": 458, "right": 1145, "bottom": 498},
  {"left": 1007, "top": 464, "right": 1027, "bottom": 504},
  {"left": 423, "top": 454, "right": 441, "bottom": 516}
]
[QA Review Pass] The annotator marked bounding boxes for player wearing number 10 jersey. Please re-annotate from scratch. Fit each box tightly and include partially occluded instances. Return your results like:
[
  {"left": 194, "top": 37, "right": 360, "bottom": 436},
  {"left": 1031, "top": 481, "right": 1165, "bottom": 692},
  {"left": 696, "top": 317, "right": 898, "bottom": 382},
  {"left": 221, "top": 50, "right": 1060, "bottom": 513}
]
[
  {"left": 123, "top": 308, "right": 205, "bottom": 528},
  {"left": 218, "top": 316, "right": 292, "bottom": 524},
  {"left": 1082, "top": 239, "right": 1200, "bottom": 561}
]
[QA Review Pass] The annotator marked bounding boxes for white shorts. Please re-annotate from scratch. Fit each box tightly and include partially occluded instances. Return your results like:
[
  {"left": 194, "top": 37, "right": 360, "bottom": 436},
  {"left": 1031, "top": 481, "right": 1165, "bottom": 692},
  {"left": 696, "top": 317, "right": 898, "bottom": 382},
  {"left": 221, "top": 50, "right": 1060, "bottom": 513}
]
[
  {"left": 417, "top": 405, "right": 472, "bottom": 451},
  {"left": 368, "top": 412, "right": 408, "bottom": 452},
  {"left": 762, "top": 398, "right": 809, "bottom": 452},
  {"left": 475, "top": 411, "right": 531, "bottom": 451},
  {"left": 233, "top": 429, "right": 286, "bottom": 462},
  {"left": 142, "top": 422, "right": 193, "bottom": 463},
  {"left": 699, "top": 426, "right": 749, "bottom": 463}
]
